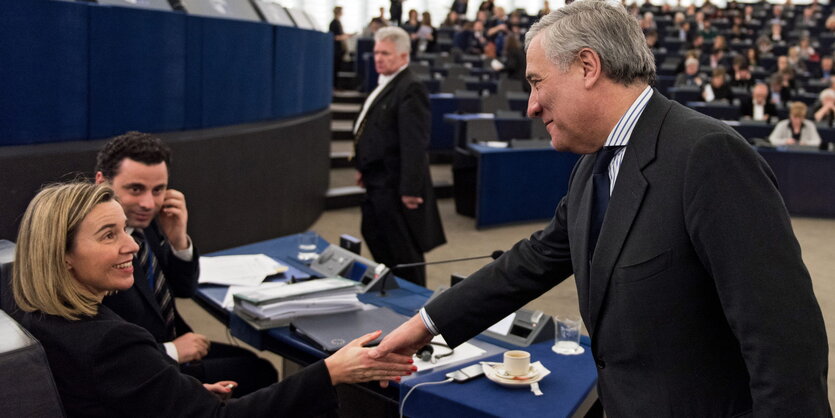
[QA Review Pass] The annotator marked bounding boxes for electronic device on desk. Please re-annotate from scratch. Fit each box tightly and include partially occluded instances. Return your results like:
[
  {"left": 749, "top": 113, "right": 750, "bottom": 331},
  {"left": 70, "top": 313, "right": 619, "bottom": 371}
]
[
  {"left": 425, "top": 285, "right": 554, "bottom": 347},
  {"left": 481, "top": 310, "right": 554, "bottom": 347},
  {"left": 309, "top": 245, "right": 399, "bottom": 294}
]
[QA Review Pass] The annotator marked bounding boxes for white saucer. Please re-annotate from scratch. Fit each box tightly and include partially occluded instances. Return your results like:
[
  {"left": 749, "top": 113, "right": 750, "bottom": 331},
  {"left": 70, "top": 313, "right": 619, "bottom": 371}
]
[
  {"left": 491, "top": 365, "right": 539, "bottom": 381},
  {"left": 482, "top": 362, "right": 548, "bottom": 388}
]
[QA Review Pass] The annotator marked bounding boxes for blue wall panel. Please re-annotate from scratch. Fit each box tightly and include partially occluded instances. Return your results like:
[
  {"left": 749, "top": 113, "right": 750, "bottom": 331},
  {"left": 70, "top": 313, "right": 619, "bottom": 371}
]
[
  {"left": 184, "top": 16, "right": 203, "bottom": 130},
  {"left": 0, "top": 0, "right": 88, "bottom": 144},
  {"left": 200, "top": 17, "right": 273, "bottom": 128},
  {"left": 88, "top": 6, "right": 186, "bottom": 138},
  {"left": 308, "top": 31, "right": 333, "bottom": 112},
  {"left": 1, "top": 1, "right": 332, "bottom": 144},
  {"left": 273, "top": 26, "right": 305, "bottom": 118}
]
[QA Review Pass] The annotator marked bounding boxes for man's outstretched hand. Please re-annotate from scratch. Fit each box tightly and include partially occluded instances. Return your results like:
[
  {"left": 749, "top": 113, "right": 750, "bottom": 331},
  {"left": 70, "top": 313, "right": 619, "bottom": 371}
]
[{"left": 368, "top": 315, "right": 435, "bottom": 388}]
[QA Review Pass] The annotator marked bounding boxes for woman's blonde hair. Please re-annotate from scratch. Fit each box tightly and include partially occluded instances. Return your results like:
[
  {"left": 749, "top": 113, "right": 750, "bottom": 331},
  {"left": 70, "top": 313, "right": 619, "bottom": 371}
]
[
  {"left": 13, "top": 182, "right": 116, "bottom": 320},
  {"left": 789, "top": 101, "right": 808, "bottom": 119}
]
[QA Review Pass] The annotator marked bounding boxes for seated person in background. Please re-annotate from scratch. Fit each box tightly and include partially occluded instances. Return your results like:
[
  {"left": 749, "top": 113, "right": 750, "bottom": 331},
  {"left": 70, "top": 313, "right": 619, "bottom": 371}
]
[
  {"left": 813, "top": 88, "right": 835, "bottom": 126},
  {"left": 756, "top": 35, "right": 773, "bottom": 55},
  {"left": 401, "top": 9, "right": 420, "bottom": 35},
  {"left": 814, "top": 55, "right": 833, "bottom": 82},
  {"left": 496, "top": 32, "right": 528, "bottom": 92},
  {"left": 797, "top": 37, "right": 818, "bottom": 62},
  {"left": 361, "top": 17, "right": 387, "bottom": 38},
  {"left": 746, "top": 47, "right": 760, "bottom": 70},
  {"left": 13, "top": 182, "right": 416, "bottom": 417},
  {"left": 766, "top": 21, "right": 784, "bottom": 44},
  {"left": 729, "top": 57, "right": 755, "bottom": 91},
  {"left": 702, "top": 45, "right": 730, "bottom": 70},
  {"left": 440, "top": 11, "right": 460, "bottom": 30},
  {"left": 769, "top": 72, "right": 792, "bottom": 107},
  {"left": 741, "top": 82, "right": 778, "bottom": 122},
  {"left": 769, "top": 101, "right": 822, "bottom": 146},
  {"left": 453, "top": 21, "right": 486, "bottom": 55},
  {"left": 416, "top": 12, "right": 437, "bottom": 53},
  {"left": 787, "top": 45, "right": 808, "bottom": 73},
  {"left": 675, "top": 57, "right": 705, "bottom": 87},
  {"left": 645, "top": 29, "right": 665, "bottom": 55},
  {"left": 702, "top": 67, "right": 734, "bottom": 103},
  {"left": 95, "top": 132, "right": 276, "bottom": 396}
]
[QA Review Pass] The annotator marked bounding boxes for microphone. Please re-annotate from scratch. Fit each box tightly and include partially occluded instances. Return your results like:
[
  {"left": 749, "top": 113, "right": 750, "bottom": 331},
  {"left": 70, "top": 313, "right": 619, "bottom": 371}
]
[
  {"left": 391, "top": 251, "right": 504, "bottom": 270},
  {"left": 376, "top": 251, "right": 504, "bottom": 296}
]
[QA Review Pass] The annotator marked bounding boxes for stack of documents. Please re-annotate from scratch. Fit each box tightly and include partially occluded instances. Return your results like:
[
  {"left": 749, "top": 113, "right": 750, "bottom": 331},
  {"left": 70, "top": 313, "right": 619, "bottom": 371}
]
[
  {"left": 233, "top": 277, "right": 363, "bottom": 329},
  {"left": 199, "top": 254, "right": 288, "bottom": 287}
]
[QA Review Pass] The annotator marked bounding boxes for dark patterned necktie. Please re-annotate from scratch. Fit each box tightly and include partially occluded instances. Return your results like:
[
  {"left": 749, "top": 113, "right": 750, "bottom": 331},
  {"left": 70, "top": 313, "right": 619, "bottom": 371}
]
[
  {"left": 588, "top": 146, "right": 623, "bottom": 259},
  {"left": 133, "top": 229, "right": 177, "bottom": 340}
]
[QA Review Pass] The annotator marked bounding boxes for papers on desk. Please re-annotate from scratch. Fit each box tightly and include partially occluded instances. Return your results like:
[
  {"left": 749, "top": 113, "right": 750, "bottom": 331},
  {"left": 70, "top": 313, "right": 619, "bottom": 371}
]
[
  {"left": 231, "top": 277, "right": 363, "bottom": 330},
  {"left": 222, "top": 282, "right": 288, "bottom": 310},
  {"left": 413, "top": 335, "right": 487, "bottom": 372},
  {"left": 236, "top": 294, "right": 364, "bottom": 327},
  {"left": 198, "top": 254, "right": 288, "bottom": 287}
]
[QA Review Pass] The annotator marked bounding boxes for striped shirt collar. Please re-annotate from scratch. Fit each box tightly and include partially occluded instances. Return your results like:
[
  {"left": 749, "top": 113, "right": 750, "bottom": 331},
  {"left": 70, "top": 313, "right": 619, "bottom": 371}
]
[{"left": 603, "top": 86, "right": 653, "bottom": 148}]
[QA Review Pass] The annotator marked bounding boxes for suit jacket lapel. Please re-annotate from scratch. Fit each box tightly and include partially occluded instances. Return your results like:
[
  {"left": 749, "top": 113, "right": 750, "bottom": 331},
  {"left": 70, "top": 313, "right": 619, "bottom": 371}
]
[
  {"left": 356, "top": 69, "right": 410, "bottom": 131},
  {"left": 586, "top": 91, "right": 672, "bottom": 334},
  {"left": 573, "top": 155, "right": 595, "bottom": 317}
]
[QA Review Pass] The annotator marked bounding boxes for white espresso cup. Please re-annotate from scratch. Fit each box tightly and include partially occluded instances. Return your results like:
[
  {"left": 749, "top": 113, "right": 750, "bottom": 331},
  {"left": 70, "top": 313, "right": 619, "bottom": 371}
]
[{"left": 503, "top": 350, "right": 531, "bottom": 376}]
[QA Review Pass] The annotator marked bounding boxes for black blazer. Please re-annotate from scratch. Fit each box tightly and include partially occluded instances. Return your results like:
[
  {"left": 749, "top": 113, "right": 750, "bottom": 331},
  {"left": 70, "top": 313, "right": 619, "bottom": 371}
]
[
  {"left": 425, "top": 91, "right": 830, "bottom": 416},
  {"left": 354, "top": 68, "right": 446, "bottom": 253},
  {"left": 103, "top": 220, "right": 199, "bottom": 346},
  {"left": 22, "top": 306, "right": 337, "bottom": 417}
]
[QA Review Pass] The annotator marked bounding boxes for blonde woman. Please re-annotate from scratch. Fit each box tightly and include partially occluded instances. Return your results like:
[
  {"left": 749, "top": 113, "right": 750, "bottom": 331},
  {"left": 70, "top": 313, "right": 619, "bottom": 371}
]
[
  {"left": 768, "top": 101, "right": 822, "bottom": 146},
  {"left": 14, "top": 182, "right": 414, "bottom": 417}
]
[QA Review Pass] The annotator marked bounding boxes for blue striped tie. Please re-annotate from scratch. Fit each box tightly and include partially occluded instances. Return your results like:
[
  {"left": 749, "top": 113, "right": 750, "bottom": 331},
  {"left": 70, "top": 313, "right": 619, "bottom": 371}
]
[{"left": 133, "top": 230, "right": 177, "bottom": 340}]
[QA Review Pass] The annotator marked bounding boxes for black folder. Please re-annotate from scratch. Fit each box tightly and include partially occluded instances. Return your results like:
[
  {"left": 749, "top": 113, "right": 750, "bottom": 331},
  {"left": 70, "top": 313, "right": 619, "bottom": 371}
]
[{"left": 290, "top": 307, "right": 409, "bottom": 352}]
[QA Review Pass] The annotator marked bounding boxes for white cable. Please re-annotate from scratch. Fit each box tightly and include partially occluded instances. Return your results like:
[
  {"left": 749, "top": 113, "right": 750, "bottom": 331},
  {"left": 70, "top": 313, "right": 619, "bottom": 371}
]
[{"left": 399, "top": 377, "right": 454, "bottom": 418}]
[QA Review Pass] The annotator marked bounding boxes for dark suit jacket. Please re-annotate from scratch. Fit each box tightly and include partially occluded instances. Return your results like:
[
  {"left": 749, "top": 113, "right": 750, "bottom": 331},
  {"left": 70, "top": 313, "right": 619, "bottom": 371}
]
[
  {"left": 103, "top": 220, "right": 199, "bottom": 347},
  {"left": 354, "top": 68, "right": 445, "bottom": 253},
  {"left": 426, "top": 91, "right": 830, "bottom": 416},
  {"left": 22, "top": 306, "right": 337, "bottom": 417}
]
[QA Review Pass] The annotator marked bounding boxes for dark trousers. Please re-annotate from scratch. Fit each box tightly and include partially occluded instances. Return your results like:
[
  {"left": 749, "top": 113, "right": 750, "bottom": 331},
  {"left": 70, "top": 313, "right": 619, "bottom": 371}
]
[
  {"left": 333, "top": 43, "right": 344, "bottom": 87},
  {"left": 181, "top": 341, "right": 278, "bottom": 397},
  {"left": 361, "top": 189, "right": 426, "bottom": 286}
]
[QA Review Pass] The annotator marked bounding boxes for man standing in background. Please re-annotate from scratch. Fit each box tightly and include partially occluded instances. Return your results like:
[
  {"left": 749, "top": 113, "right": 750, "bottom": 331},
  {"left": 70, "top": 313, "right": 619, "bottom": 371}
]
[{"left": 353, "top": 27, "right": 446, "bottom": 286}]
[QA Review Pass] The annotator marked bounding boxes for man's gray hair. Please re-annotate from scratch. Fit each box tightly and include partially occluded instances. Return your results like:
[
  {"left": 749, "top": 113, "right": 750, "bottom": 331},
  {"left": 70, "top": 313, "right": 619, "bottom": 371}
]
[
  {"left": 375, "top": 26, "right": 411, "bottom": 54},
  {"left": 525, "top": 0, "right": 656, "bottom": 86},
  {"left": 821, "top": 88, "right": 835, "bottom": 102}
]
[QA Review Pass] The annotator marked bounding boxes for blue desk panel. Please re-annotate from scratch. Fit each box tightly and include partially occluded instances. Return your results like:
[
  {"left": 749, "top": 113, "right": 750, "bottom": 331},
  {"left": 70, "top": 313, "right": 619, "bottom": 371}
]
[
  {"left": 0, "top": 0, "right": 88, "bottom": 144},
  {"left": 471, "top": 144, "right": 580, "bottom": 228},
  {"left": 430, "top": 95, "right": 459, "bottom": 151},
  {"left": 758, "top": 148, "right": 835, "bottom": 218},
  {"left": 401, "top": 339, "right": 597, "bottom": 418},
  {"left": 88, "top": 5, "right": 186, "bottom": 138}
]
